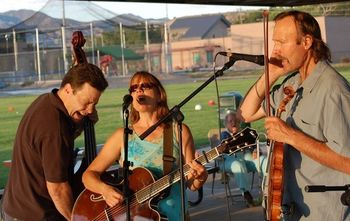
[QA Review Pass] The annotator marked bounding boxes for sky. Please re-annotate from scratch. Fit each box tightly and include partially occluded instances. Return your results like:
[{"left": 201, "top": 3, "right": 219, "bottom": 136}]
[{"left": 0, "top": 0, "right": 263, "bottom": 20}]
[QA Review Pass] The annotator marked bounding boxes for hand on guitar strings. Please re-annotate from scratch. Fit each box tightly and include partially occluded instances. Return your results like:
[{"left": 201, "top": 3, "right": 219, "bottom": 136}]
[
  {"left": 187, "top": 159, "right": 208, "bottom": 189},
  {"left": 101, "top": 183, "right": 124, "bottom": 207}
]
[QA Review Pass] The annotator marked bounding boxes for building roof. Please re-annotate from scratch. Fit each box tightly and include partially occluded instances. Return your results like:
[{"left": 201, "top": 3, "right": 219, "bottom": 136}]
[
  {"left": 94, "top": 45, "right": 143, "bottom": 60},
  {"left": 170, "top": 14, "right": 231, "bottom": 39}
]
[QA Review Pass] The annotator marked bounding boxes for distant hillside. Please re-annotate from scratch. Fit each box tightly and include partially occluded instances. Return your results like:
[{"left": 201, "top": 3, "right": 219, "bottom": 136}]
[
  {"left": 0, "top": 9, "right": 165, "bottom": 31},
  {"left": 0, "top": 10, "right": 36, "bottom": 29},
  {"left": 0, "top": 10, "right": 83, "bottom": 30}
]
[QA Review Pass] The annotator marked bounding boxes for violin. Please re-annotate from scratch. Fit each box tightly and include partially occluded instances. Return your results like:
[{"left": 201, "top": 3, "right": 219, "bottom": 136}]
[
  {"left": 265, "top": 86, "right": 295, "bottom": 221},
  {"left": 261, "top": 10, "right": 297, "bottom": 221}
]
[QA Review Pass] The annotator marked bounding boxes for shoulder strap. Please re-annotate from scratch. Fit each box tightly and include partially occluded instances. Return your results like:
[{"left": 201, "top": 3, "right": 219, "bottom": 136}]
[{"left": 163, "top": 123, "right": 175, "bottom": 175}]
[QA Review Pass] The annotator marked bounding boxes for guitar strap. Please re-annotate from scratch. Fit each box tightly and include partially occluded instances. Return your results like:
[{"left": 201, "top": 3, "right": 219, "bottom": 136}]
[{"left": 163, "top": 123, "right": 175, "bottom": 175}]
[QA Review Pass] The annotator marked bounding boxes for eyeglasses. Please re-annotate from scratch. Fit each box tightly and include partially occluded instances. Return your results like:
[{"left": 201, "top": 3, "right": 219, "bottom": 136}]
[{"left": 129, "top": 82, "right": 155, "bottom": 93}]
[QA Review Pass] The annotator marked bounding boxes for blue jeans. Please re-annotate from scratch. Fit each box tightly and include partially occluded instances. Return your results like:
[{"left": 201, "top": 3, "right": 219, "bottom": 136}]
[{"left": 218, "top": 151, "right": 267, "bottom": 192}]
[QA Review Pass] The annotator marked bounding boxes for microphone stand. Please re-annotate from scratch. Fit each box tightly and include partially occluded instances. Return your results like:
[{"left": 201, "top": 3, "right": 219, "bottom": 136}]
[
  {"left": 123, "top": 106, "right": 133, "bottom": 221},
  {"left": 305, "top": 184, "right": 350, "bottom": 206},
  {"left": 139, "top": 59, "right": 236, "bottom": 221}
]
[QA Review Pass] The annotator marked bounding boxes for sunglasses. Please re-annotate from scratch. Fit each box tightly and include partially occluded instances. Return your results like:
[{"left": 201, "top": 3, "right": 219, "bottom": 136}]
[{"left": 129, "top": 82, "right": 155, "bottom": 93}]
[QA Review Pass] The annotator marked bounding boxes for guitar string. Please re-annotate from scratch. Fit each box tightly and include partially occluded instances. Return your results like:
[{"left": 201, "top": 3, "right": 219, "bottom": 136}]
[{"left": 92, "top": 197, "right": 139, "bottom": 220}]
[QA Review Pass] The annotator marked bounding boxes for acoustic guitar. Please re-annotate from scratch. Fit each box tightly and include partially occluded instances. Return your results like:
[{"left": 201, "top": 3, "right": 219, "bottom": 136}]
[{"left": 71, "top": 127, "right": 258, "bottom": 221}]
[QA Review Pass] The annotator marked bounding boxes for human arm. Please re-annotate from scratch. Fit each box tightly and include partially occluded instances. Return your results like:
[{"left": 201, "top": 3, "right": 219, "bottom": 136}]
[
  {"left": 238, "top": 57, "right": 287, "bottom": 123},
  {"left": 265, "top": 117, "right": 350, "bottom": 174},
  {"left": 82, "top": 128, "right": 124, "bottom": 207},
  {"left": 180, "top": 124, "right": 208, "bottom": 191},
  {"left": 46, "top": 181, "right": 73, "bottom": 221}
]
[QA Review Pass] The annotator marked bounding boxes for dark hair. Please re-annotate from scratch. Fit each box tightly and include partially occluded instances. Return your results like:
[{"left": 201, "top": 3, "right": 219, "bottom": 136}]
[
  {"left": 129, "top": 71, "right": 169, "bottom": 125},
  {"left": 274, "top": 10, "right": 331, "bottom": 63},
  {"left": 60, "top": 63, "right": 108, "bottom": 92}
]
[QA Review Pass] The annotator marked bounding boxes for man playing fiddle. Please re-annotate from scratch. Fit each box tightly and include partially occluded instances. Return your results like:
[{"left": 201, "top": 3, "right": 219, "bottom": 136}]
[{"left": 238, "top": 10, "right": 350, "bottom": 221}]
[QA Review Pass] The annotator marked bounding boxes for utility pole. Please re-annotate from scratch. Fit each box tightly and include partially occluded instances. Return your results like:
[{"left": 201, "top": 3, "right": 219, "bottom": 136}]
[
  {"left": 36, "top": 28, "right": 41, "bottom": 82},
  {"left": 61, "top": 0, "right": 67, "bottom": 73},
  {"left": 120, "top": 22, "right": 125, "bottom": 76},
  {"left": 13, "top": 29, "right": 18, "bottom": 71},
  {"left": 90, "top": 23, "right": 95, "bottom": 65},
  {"left": 145, "top": 20, "right": 151, "bottom": 73}
]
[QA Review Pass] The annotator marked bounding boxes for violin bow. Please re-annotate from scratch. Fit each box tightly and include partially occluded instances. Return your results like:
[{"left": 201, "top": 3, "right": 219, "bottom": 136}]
[{"left": 263, "top": 10, "right": 271, "bottom": 117}]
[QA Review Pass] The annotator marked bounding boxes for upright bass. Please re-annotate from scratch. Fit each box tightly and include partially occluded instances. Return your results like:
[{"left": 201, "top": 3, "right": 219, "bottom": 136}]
[
  {"left": 261, "top": 11, "right": 296, "bottom": 221},
  {"left": 70, "top": 31, "right": 98, "bottom": 200}
]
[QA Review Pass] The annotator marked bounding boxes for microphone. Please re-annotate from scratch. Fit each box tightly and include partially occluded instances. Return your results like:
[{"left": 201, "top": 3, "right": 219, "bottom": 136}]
[
  {"left": 218, "top": 52, "right": 265, "bottom": 66},
  {"left": 122, "top": 94, "right": 133, "bottom": 111},
  {"left": 341, "top": 190, "right": 350, "bottom": 206}
]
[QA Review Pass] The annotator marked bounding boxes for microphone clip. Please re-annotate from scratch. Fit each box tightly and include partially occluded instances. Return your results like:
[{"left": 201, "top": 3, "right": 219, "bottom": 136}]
[{"left": 122, "top": 94, "right": 133, "bottom": 112}]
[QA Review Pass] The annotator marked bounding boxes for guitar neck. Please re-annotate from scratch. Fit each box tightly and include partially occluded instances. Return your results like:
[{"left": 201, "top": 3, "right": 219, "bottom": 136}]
[
  {"left": 135, "top": 148, "right": 220, "bottom": 203},
  {"left": 134, "top": 127, "right": 257, "bottom": 204}
]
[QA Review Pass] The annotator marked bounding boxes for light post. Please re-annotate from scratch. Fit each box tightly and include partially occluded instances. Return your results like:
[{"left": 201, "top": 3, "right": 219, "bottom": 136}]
[{"left": 5, "top": 34, "right": 9, "bottom": 53}]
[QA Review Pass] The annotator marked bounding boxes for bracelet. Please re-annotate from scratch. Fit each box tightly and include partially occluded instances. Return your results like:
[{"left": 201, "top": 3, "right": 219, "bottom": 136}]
[
  {"left": 195, "top": 177, "right": 206, "bottom": 183},
  {"left": 192, "top": 179, "right": 205, "bottom": 190},
  {"left": 255, "top": 83, "right": 263, "bottom": 99}
]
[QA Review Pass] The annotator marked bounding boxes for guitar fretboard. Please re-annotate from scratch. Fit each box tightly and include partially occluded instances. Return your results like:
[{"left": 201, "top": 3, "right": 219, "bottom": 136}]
[
  {"left": 133, "top": 127, "right": 257, "bottom": 204},
  {"left": 135, "top": 148, "right": 220, "bottom": 203}
]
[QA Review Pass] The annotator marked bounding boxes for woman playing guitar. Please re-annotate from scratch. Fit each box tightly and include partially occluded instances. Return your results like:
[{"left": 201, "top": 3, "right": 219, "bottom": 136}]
[{"left": 74, "top": 71, "right": 208, "bottom": 221}]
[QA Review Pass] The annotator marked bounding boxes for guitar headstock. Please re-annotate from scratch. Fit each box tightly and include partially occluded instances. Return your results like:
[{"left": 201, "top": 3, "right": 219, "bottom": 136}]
[{"left": 216, "top": 127, "right": 258, "bottom": 155}]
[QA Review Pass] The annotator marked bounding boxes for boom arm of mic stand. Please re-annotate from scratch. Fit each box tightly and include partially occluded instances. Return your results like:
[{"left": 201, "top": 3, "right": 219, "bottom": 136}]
[
  {"left": 138, "top": 59, "right": 236, "bottom": 221},
  {"left": 305, "top": 184, "right": 350, "bottom": 207},
  {"left": 305, "top": 184, "right": 350, "bottom": 192},
  {"left": 139, "top": 59, "right": 236, "bottom": 140}
]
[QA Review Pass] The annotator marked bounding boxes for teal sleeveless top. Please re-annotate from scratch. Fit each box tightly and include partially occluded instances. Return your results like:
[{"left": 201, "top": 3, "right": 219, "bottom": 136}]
[{"left": 121, "top": 126, "right": 189, "bottom": 220}]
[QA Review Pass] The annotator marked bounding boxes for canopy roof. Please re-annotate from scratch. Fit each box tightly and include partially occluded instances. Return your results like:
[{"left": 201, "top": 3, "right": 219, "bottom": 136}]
[
  {"left": 95, "top": 45, "right": 144, "bottom": 60},
  {"left": 83, "top": 0, "right": 350, "bottom": 7}
]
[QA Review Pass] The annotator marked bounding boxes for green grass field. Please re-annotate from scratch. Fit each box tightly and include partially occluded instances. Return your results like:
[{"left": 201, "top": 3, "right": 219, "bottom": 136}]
[{"left": 1, "top": 64, "right": 350, "bottom": 188}]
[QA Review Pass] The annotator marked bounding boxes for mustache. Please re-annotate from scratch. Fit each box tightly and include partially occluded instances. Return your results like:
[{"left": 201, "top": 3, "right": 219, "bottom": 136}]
[{"left": 269, "top": 56, "right": 285, "bottom": 67}]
